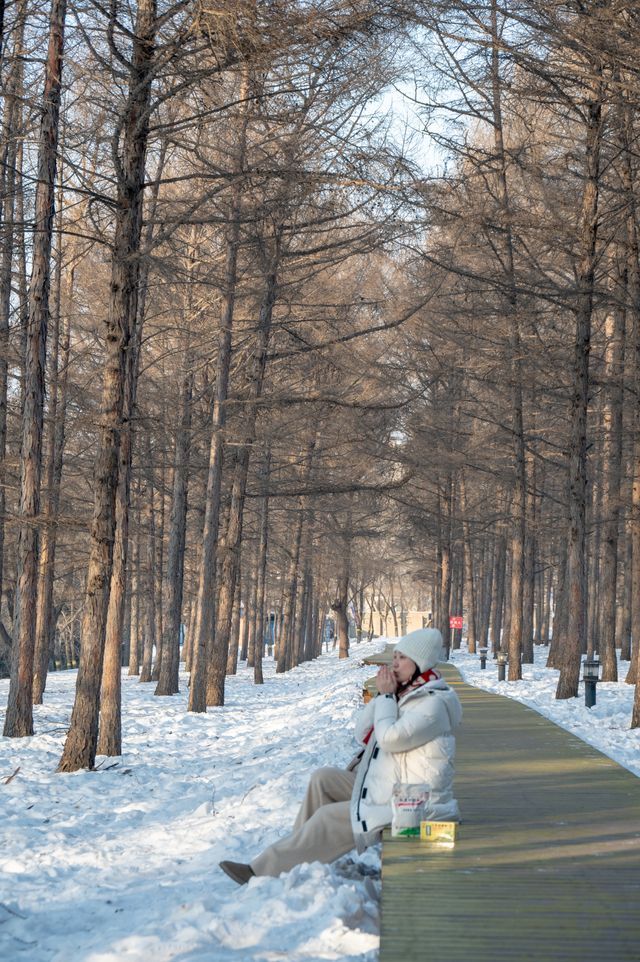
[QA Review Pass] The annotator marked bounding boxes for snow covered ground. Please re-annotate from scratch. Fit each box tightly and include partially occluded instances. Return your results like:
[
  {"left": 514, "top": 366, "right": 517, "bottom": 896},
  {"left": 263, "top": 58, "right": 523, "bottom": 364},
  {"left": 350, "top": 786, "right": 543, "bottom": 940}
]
[
  {"left": 1, "top": 637, "right": 638, "bottom": 962},
  {"left": 0, "top": 641, "right": 382, "bottom": 962}
]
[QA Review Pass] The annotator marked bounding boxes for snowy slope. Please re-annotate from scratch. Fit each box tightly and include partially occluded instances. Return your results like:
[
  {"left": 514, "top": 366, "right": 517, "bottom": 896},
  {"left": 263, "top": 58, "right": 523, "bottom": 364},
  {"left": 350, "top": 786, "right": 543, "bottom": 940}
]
[{"left": 0, "top": 642, "right": 382, "bottom": 962}]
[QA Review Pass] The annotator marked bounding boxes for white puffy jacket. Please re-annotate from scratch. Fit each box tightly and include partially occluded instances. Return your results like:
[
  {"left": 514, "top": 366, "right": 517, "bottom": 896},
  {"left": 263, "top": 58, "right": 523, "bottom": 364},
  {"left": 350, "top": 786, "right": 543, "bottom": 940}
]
[{"left": 349, "top": 677, "right": 462, "bottom": 851}]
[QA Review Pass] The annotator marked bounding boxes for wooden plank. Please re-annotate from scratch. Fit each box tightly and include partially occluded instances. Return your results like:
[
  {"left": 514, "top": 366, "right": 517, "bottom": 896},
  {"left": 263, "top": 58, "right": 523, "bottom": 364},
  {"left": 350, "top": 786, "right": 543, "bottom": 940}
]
[{"left": 380, "top": 664, "right": 640, "bottom": 962}]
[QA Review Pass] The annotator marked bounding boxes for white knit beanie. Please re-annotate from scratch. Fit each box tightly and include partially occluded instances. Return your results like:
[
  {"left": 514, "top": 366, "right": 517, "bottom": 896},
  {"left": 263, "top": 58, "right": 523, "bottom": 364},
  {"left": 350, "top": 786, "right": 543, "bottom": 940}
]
[{"left": 394, "top": 628, "right": 444, "bottom": 673}]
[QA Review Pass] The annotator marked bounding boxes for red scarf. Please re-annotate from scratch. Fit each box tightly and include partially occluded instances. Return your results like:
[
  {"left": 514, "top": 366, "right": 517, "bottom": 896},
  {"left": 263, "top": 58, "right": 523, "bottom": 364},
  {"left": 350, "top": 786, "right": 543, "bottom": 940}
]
[
  {"left": 397, "top": 667, "right": 441, "bottom": 698},
  {"left": 362, "top": 668, "right": 442, "bottom": 744}
]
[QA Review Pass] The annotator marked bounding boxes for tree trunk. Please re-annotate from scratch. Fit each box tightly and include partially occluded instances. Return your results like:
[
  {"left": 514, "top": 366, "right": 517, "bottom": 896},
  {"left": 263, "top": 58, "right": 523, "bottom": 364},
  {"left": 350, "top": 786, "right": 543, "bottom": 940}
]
[
  {"left": 205, "top": 256, "right": 278, "bottom": 705},
  {"left": 0, "top": 6, "right": 25, "bottom": 617},
  {"left": 332, "top": 562, "right": 351, "bottom": 661},
  {"left": 622, "top": 93, "right": 640, "bottom": 687},
  {"left": 541, "top": 565, "right": 552, "bottom": 646},
  {"left": 629, "top": 451, "right": 640, "bottom": 687},
  {"left": 388, "top": 578, "right": 399, "bottom": 637},
  {"left": 298, "top": 501, "right": 316, "bottom": 663},
  {"left": 556, "top": 83, "right": 603, "bottom": 700},
  {"left": 97, "top": 171, "right": 159, "bottom": 749},
  {"left": 248, "top": 560, "right": 260, "bottom": 668},
  {"left": 128, "top": 500, "right": 141, "bottom": 676},
  {"left": 490, "top": 0, "right": 525, "bottom": 683},
  {"left": 277, "top": 515, "right": 305, "bottom": 673},
  {"left": 490, "top": 528, "right": 506, "bottom": 656},
  {"left": 293, "top": 572, "right": 307, "bottom": 666},
  {"left": 151, "top": 413, "right": 165, "bottom": 682},
  {"left": 240, "top": 573, "right": 251, "bottom": 661},
  {"left": 182, "top": 596, "right": 194, "bottom": 671},
  {"left": 155, "top": 341, "right": 193, "bottom": 695},
  {"left": 188, "top": 72, "right": 249, "bottom": 713},
  {"left": 139, "top": 453, "right": 157, "bottom": 684},
  {"left": 632, "top": 672, "right": 640, "bottom": 728},
  {"left": 273, "top": 593, "right": 283, "bottom": 661},
  {"left": 599, "top": 300, "right": 624, "bottom": 679},
  {"left": 303, "top": 575, "right": 316, "bottom": 662},
  {"left": 586, "top": 441, "right": 602, "bottom": 660},
  {"left": 533, "top": 564, "right": 543, "bottom": 645},
  {"left": 58, "top": 0, "right": 156, "bottom": 770},
  {"left": 439, "top": 473, "right": 453, "bottom": 657},
  {"left": 4, "top": 0, "right": 66, "bottom": 737},
  {"left": 95, "top": 428, "right": 133, "bottom": 751},
  {"left": 617, "top": 515, "right": 632, "bottom": 662},
  {"left": 14, "top": 133, "right": 28, "bottom": 383},
  {"left": 226, "top": 572, "right": 242, "bottom": 676},
  {"left": 478, "top": 536, "right": 494, "bottom": 649},
  {"left": 548, "top": 539, "right": 569, "bottom": 668},
  {"left": 33, "top": 204, "right": 71, "bottom": 703},
  {"left": 521, "top": 462, "right": 537, "bottom": 665},
  {"left": 460, "top": 473, "right": 477, "bottom": 654}
]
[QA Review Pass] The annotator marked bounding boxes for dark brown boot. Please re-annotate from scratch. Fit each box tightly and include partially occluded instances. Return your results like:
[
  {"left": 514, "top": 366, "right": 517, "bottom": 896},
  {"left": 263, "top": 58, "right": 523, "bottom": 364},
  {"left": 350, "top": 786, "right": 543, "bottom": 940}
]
[{"left": 219, "top": 860, "right": 255, "bottom": 885}]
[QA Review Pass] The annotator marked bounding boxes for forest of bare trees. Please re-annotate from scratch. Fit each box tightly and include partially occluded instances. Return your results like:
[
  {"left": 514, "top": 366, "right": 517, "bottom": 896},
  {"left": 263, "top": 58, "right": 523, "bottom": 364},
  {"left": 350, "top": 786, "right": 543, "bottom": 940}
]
[{"left": 2, "top": 0, "right": 640, "bottom": 770}]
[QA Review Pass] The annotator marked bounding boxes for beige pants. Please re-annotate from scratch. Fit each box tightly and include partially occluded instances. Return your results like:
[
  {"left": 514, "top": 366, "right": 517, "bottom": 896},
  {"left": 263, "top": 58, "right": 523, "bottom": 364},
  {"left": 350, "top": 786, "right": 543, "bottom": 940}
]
[{"left": 251, "top": 766, "right": 357, "bottom": 877}]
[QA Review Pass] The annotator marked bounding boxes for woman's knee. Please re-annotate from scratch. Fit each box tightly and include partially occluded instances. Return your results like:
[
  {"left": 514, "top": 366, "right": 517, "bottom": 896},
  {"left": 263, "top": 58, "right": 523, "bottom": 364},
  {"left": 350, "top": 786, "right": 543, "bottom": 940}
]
[{"left": 308, "top": 766, "right": 336, "bottom": 787}]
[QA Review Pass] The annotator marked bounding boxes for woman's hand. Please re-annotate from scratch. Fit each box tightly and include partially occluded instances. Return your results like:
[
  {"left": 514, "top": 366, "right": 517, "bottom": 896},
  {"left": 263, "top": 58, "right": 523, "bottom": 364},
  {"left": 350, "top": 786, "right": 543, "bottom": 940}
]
[{"left": 376, "top": 665, "right": 397, "bottom": 695}]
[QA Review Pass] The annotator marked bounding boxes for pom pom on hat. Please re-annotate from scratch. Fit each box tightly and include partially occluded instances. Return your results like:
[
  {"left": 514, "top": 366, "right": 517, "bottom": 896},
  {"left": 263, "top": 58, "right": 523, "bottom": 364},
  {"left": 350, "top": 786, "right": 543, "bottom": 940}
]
[{"left": 394, "top": 628, "right": 444, "bottom": 673}]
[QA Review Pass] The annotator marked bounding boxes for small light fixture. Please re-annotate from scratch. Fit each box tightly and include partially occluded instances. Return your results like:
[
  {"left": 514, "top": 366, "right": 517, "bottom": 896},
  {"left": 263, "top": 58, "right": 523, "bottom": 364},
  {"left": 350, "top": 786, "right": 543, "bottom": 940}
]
[
  {"left": 496, "top": 649, "right": 508, "bottom": 681},
  {"left": 583, "top": 656, "right": 600, "bottom": 708},
  {"left": 479, "top": 646, "right": 488, "bottom": 670}
]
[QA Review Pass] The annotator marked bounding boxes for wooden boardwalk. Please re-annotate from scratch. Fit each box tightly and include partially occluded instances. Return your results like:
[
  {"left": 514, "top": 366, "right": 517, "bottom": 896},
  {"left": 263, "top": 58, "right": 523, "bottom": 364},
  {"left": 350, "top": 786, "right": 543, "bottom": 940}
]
[{"left": 380, "top": 665, "right": 640, "bottom": 962}]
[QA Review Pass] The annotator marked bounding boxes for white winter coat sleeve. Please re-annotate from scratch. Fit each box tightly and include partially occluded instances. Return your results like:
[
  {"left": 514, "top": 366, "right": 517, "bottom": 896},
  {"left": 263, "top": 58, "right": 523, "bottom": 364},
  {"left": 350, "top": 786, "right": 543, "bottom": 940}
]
[
  {"left": 372, "top": 693, "right": 451, "bottom": 753},
  {"left": 353, "top": 699, "right": 376, "bottom": 744}
]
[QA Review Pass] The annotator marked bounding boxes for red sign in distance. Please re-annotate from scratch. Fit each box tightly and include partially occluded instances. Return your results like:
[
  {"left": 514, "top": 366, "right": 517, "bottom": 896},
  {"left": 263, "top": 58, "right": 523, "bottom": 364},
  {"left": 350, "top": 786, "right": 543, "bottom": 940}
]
[{"left": 449, "top": 616, "right": 463, "bottom": 630}]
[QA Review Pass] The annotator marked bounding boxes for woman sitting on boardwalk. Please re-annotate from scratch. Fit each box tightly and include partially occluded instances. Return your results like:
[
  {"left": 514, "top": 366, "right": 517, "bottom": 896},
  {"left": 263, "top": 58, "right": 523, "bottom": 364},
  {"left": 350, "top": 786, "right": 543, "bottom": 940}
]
[{"left": 219, "top": 627, "right": 462, "bottom": 884}]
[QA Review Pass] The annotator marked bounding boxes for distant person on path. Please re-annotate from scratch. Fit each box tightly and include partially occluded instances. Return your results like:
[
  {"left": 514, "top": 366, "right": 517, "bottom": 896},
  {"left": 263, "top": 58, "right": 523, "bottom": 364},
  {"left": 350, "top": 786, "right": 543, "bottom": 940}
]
[{"left": 219, "top": 627, "right": 462, "bottom": 885}]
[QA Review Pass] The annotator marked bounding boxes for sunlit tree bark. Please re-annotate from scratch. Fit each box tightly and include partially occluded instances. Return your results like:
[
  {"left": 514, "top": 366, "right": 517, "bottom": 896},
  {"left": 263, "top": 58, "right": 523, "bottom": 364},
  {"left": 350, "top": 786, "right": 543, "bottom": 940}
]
[
  {"left": 32, "top": 200, "right": 72, "bottom": 704},
  {"left": 58, "top": 0, "right": 156, "bottom": 770},
  {"left": 556, "top": 78, "right": 603, "bottom": 700},
  {"left": 188, "top": 71, "right": 250, "bottom": 713},
  {"left": 4, "top": 0, "right": 67, "bottom": 737}
]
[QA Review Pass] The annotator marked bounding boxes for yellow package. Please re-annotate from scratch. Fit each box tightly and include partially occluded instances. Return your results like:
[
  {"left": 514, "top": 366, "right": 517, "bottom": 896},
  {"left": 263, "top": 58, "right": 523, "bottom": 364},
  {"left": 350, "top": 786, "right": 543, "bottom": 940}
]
[{"left": 419, "top": 821, "right": 458, "bottom": 846}]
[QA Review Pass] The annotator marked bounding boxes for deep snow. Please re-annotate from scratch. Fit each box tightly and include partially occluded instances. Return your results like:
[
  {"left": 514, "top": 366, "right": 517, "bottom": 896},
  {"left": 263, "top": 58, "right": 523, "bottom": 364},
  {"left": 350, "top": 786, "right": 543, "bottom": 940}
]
[
  {"left": 1, "top": 643, "right": 382, "bottom": 962},
  {"left": 1, "top": 637, "right": 638, "bottom": 962}
]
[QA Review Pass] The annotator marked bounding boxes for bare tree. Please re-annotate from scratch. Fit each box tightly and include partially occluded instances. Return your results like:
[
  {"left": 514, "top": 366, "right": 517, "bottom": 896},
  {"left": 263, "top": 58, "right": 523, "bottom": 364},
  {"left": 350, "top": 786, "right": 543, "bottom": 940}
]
[
  {"left": 58, "top": 0, "right": 157, "bottom": 770},
  {"left": 188, "top": 69, "right": 250, "bottom": 713},
  {"left": 556, "top": 64, "right": 604, "bottom": 700},
  {"left": 4, "top": 0, "right": 67, "bottom": 737}
]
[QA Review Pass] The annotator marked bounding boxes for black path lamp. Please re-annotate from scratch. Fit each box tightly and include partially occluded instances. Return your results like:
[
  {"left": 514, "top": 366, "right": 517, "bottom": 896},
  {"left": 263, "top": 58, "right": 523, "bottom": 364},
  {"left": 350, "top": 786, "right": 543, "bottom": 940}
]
[
  {"left": 479, "top": 646, "right": 488, "bottom": 670},
  {"left": 583, "top": 656, "right": 600, "bottom": 709},
  {"left": 497, "top": 649, "right": 508, "bottom": 682}
]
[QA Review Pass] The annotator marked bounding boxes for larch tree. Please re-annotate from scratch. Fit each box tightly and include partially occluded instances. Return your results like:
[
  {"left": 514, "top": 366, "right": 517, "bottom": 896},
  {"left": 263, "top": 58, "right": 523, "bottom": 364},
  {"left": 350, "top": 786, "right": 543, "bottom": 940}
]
[
  {"left": 4, "top": 0, "right": 67, "bottom": 738},
  {"left": 58, "top": 0, "right": 158, "bottom": 770}
]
